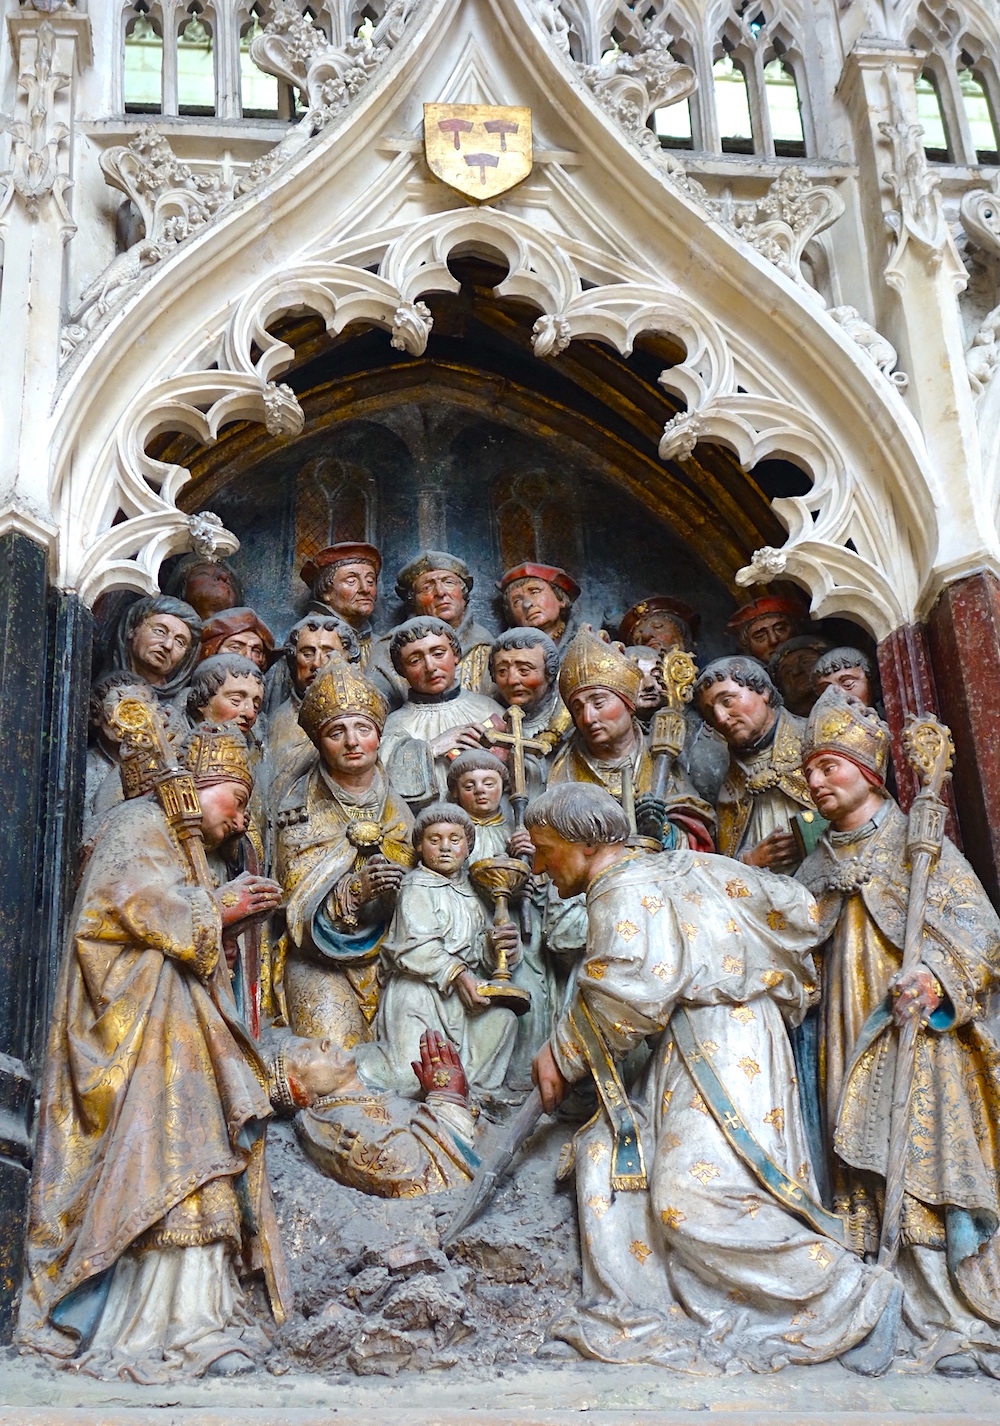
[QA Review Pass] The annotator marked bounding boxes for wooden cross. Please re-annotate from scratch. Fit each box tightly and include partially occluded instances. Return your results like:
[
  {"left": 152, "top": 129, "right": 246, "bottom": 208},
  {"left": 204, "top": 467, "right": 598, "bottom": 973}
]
[{"left": 485, "top": 704, "right": 548, "bottom": 826}]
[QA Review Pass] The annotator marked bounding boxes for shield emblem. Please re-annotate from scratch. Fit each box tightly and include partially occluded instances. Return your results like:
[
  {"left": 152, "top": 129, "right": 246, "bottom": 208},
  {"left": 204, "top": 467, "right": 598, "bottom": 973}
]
[{"left": 423, "top": 104, "right": 532, "bottom": 202}]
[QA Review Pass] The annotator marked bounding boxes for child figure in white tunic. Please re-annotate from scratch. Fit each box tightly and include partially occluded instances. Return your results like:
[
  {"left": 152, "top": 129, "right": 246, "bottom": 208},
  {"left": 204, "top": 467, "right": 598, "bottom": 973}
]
[{"left": 358, "top": 804, "right": 518, "bottom": 1098}]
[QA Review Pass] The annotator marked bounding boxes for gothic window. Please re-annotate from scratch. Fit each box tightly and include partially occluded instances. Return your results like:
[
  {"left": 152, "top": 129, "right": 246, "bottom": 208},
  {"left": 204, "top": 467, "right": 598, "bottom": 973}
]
[
  {"left": 239, "top": 5, "right": 280, "bottom": 117},
  {"left": 712, "top": 2, "right": 810, "bottom": 159},
  {"left": 492, "top": 471, "right": 584, "bottom": 573},
  {"left": 295, "top": 458, "right": 377, "bottom": 571},
  {"left": 177, "top": 4, "right": 217, "bottom": 115},
  {"left": 909, "top": 3, "right": 1000, "bottom": 165},
  {"left": 124, "top": 5, "right": 164, "bottom": 114}
]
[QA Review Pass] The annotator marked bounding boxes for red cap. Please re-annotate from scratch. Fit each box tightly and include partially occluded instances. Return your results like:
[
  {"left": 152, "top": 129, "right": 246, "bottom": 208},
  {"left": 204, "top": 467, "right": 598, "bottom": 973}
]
[
  {"left": 300, "top": 543, "right": 382, "bottom": 589},
  {"left": 726, "top": 595, "right": 808, "bottom": 633},
  {"left": 619, "top": 596, "right": 699, "bottom": 647},
  {"left": 497, "top": 563, "right": 581, "bottom": 602},
  {"left": 198, "top": 607, "right": 278, "bottom": 666}
]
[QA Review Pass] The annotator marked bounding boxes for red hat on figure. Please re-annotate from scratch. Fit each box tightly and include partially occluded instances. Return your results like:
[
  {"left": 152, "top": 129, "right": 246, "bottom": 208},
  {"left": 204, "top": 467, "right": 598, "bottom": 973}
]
[
  {"left": 198, "top": 607, "right": 279, "bottom": 668},
  {"left": 496, "top": 563, "right": 581, "bottom": 602},
  {"left": 300, "top": 543, "right": 383, "bottom": 590},
  {"left": 619, "top": 596, "right": 700, "bottom": 647},
  {"left": 726, "top": 594, "right": 808, "bottom": 634}
]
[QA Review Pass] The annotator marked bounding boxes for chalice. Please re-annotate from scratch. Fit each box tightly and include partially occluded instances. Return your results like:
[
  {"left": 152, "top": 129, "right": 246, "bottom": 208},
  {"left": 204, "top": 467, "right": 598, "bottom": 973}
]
[{"left": 469, "top": 856, "right": 532, "bottom": 1016}]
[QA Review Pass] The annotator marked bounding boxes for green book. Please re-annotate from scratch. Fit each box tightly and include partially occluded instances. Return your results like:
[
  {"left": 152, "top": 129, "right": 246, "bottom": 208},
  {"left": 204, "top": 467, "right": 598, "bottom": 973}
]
[{"left": 791, "top": 808, "right": 830, "bottom": 860}]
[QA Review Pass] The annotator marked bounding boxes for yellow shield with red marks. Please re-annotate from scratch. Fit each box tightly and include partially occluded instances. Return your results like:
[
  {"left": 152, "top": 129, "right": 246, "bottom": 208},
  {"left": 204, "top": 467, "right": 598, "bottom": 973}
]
[{"left": 423, "top": 104, "right": 532, "bottom": 202}]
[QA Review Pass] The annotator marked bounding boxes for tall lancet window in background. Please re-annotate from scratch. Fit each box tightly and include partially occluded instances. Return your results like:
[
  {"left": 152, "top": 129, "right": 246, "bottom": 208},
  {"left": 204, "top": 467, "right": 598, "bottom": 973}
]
[
  {"left": 240, "top": 7, "right": 280, "bottom": 117},
  {"left": 124, "top": 6, "right": 163, "bottom": 113},
  {"left": 714, "top": 55, "right": 754, "bottom": 153},
  {"left": 960, "top": 68, "right": 1000, "bottom": 162},
  {"left": 915, "top": 69, "right": 952, "bottom": 160},
  {"left": 177, "top": 4, "right": 216, "bottom": 115},
  {"left": 764, "top": 57, "right": 805, "bottom": 155}
]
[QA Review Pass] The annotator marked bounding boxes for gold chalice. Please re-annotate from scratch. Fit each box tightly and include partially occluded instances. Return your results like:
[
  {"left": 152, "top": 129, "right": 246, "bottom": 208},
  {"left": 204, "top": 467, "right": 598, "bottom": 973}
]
[{"left": 469, "top": 856, "right": 532, "bottom": 1016}]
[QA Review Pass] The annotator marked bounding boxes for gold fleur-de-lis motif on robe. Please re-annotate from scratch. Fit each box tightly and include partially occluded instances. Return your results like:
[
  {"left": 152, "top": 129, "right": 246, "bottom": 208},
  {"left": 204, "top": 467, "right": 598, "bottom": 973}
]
[
  {"left": 730, "top": 1004, "right": 756, "bottom": 1025},
  {"left": 763, "top": 1106, "right": 785, "bottom": 1132},
  {"left": 767, "top": 908, "right": 787, "bottom": 931},
  {"left": 641, "top": 895, "right": 664, "bottom": 915},
  {"left": 616, "top": 919, "right": 639, "bottom": 941},
  {"left": 690, "top": 1160, "right": 720, "bottom": 1185},
  {"left": 588, "top": 1194, "right": 611, "bottom": 1219},
  {"left": 723, "top": 955, "right": 744, "bottom": 974},
  {"left": 738, "top": 1056, "right": 761, "bottom": 1082},
  {"left": 630, "top": 1240, "right": 652, "bottom": 1264},
  {"left": 761, "top": 969, "right": 784, "bottom": 988},
  {"left": 726, "top": 879, "right": 751, "bottom": 898},
  {"left": 660, "top": 1206, "right": 686, "bottom": 1229}
]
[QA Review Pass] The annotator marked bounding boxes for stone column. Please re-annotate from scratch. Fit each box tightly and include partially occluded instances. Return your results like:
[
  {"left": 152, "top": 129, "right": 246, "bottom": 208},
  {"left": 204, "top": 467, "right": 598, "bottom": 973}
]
[
  {"left": 0, "top": 7, "right": 93, "bottom": 1340},
  {"left": 927, "top": 571, "right": 1000, "bottom": 905}
]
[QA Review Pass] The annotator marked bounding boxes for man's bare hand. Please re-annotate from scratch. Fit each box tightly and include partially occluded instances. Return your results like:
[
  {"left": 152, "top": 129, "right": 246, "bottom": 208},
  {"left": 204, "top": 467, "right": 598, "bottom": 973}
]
[
  {"left": 507, "top": 828, "right": 534, "bottom": 861},
  {"left": 532, "top": 1041, "right": 569, "bottom": 1114},
  {"left": 215, "top": 872, "right": 282, "bottom": 929},
  {"left": 743, "top": 828, "right": 798, "bottom": 872},
  {"left": 354, "top": 856, "right": 405, "bottom": 904},
  {"left": 430, "top": 724, "right": 487, "bottom": 758},
  {"left": 487, "top": 920, "right": 521, "bottom": 968},
  {"left": 892, "top": 965, "right": 942, "bottom": 1026},
  {"left": 455, "top": 968, "right": 492, "bottom": 1012}
]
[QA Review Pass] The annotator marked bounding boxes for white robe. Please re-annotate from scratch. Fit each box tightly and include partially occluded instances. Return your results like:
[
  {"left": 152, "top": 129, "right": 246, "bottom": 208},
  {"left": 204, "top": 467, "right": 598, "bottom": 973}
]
[
  {"left": 549, "top": 851, "right": 895, "bottom": 1371},
  {"left": 381, "top": 688, "right": 506, "bottom": 804}
]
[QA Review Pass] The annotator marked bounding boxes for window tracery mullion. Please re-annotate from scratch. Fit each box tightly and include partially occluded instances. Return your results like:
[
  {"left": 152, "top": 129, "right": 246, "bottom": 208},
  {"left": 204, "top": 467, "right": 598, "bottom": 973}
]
[
  {"left": 216, "top": 0, "right": 241, "bottom": 119},
  {"left": 746, "top": 47, "right": 771, "bottom": 156},
  {"left": 693, "top": 28, "right": 720, "bottom": 151},
  {"left": 161, "top": 0, "right": 182, "bottom": 115}
]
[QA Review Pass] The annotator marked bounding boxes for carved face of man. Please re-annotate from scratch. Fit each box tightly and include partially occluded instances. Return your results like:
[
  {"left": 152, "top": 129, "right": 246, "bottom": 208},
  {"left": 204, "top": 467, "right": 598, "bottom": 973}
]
[
  {"left": 318, "top": 715, "right": 381, "bottom": 781},
  {"left": 418, "top": 821, "right": 470, "bottom": 877},
  {"left": 633, "top": 611, "right": 686, "bottom": 652},
  {"left": 293, "top": 627, "right": 347, "bottom": 694},
  {"left": 285, "top": 1038, "right": 360, "bottom": 1103},
  {"left": 319, "top": 561, "right": 378, "bottom": 626},
  {"left": 217, "top": 630, "right": 267, "bottom": 670},
  {"left": 816, "top": 665, "right": 873, "bottom": 706},
  {"left": 528, "top": 823, "right": 595, "bottom": 899},
  {"left": 183, "top": 566, "right": 241, "bottom": 620},
  {"left": 410, "top": 569, "right": 468, "bottom": 628},
  {"left": 805, "top": 752, "right": 882, "bottom": 829},
  {"left": 568, "top": 687, "right": 635, "bottom": 758},
  {"left": 741, "top": 613, "right": 798, "bottom": 661},
  {"left": 492, "top": 644, "right": 550, "bottom": 708},
  {"left": 398, "top": 633, "right": 459, "bottom": 697},
  {"left": 198, "top": 780, "right": 250, "bottom": 850},
  {"left": 631, "top": 651, "right": 666, "bottom": 716},
  {"left": 698, "top": 677, "right": 776, "bottom": 750},
  {"left": 506, "top": 578, "right": 565, "bottom": 640},
  {"left": 774, "top": 646, "right": 825, "bottom": 718},
  {"left": 454, "top": 768, "right": 504, "bottom": 819},
  {"left": 129, "top": 613, "right": 194, "bottom": 685},
  {"left": 201, "top": 674, "right": 263, "bottom": 735}
]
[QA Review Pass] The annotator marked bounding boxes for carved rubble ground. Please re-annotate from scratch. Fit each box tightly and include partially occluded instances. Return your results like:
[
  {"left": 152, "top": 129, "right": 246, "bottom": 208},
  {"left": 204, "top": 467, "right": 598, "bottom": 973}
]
[{"left": 5, "top": 1119, "right": 1000, "bottom": 1421}]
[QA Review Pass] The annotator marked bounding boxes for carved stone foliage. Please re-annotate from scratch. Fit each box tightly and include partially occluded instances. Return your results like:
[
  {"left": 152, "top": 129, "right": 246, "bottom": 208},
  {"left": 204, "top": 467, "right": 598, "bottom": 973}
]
[
  {"left": 62, "top": 1, "right": 418, "bottom": 357},
  {"left": 704, "top": 167, "right": 845, "bottom": 301},
  {"left": 578, "top": 33, "right": 696, "bottom": 144},
  {"left": 0, "top": 19, "right": 74, "bottom": 237},
  {"left": 960, "top": 176, "right": 1000, "bottom": 400},
  {"left": 878, "top": 63, "right": 965, "bottom": 294}
]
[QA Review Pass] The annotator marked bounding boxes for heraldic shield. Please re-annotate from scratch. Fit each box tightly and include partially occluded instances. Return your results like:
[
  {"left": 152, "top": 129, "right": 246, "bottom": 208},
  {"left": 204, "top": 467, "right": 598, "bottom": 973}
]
[{"left": 424, "top": 104, "right": 532, "bottom": 202}]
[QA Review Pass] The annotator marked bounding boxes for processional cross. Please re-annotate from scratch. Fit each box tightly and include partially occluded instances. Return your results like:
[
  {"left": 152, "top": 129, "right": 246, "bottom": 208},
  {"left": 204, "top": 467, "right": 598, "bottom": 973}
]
[{"left": 485, "top": 705, "right": 547, "bottom": 829}]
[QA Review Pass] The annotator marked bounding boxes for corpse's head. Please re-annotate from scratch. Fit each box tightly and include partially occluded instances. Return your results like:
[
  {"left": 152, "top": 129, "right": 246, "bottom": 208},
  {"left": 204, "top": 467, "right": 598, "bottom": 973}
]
[
  {"left": 525, "top": 784, "right": 631, "bottom": 898},
  {"left": 412, "top": 803, "right": 475, "bottom": 877},
  {"left": 278, "top": 1036, "right": 361, "bottom": 1106},
  {"left": 694, "top": 657, "right": 781, "bottom": 750}
]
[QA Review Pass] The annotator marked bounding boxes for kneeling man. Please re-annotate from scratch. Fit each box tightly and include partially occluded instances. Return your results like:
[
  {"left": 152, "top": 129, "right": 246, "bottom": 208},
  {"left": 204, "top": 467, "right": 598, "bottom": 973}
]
[{"left": 527, "top": 784, "right": 899, "bottom": 1375}]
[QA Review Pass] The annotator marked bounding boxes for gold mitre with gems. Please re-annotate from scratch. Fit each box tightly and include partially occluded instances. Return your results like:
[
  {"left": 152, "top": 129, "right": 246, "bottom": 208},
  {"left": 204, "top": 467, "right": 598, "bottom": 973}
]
[
  {"left": 802, "top": 685, "right": 891, "bottom": 783},
  {"left": 299, "top": 654, "right": 388, "bottom": 742},
  {"left": 181, "top": 722, "right": 254, "bottom": 790},
  {"left": 559, "top": 624, "right": 642, "bottom": 709}
]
